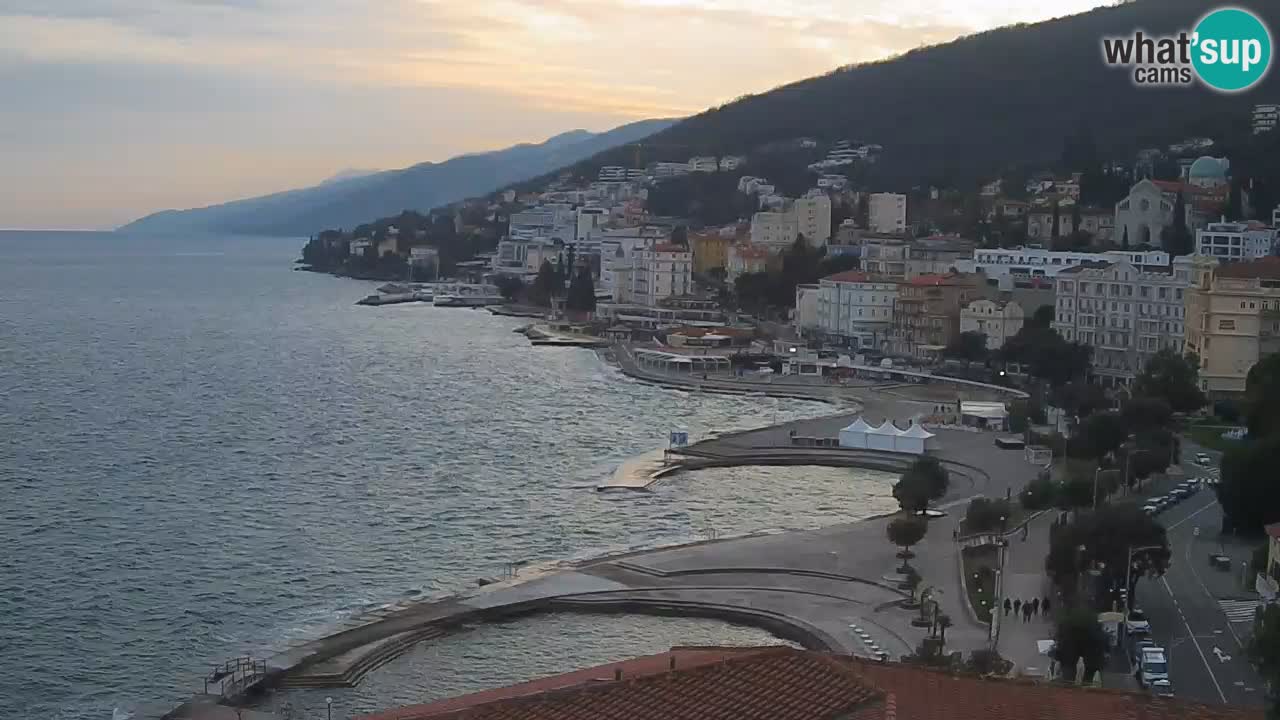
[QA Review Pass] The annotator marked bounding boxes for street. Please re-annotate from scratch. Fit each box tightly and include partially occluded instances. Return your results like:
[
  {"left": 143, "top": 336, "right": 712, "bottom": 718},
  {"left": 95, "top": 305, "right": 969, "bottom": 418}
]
[{"left": 1121, "top": 442, "right": 1265, "bottom": 706}]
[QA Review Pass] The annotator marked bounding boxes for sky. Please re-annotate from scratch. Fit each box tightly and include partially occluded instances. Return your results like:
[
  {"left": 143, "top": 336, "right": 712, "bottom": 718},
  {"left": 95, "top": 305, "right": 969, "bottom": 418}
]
[{"left": 0, "top": 0, "right": 1112, "bottom": 230}]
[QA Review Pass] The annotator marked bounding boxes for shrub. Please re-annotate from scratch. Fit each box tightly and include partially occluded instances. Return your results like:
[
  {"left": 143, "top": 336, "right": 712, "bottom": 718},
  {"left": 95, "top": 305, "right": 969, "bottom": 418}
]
[{"left": 964, "top": 497, "right": 1013, "bottom": 534}]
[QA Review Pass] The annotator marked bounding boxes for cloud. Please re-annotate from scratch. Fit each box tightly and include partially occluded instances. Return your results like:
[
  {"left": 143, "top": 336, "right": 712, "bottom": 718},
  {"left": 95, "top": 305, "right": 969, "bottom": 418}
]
[{"left": 0, "top": 0, "right": 1112, "bottom": 228}]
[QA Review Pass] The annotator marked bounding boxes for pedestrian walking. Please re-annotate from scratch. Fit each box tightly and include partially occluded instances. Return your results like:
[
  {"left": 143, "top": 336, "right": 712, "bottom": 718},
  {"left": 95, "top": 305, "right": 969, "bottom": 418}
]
[
  {"left": 1013, "top": 598, "right": 1021, "bottom": 616},
  {"left": 1042, "top": 597, "right": 1051, "bottom": 615},
  {"left": 1023, "top": 604, "right": 1032, "bottom": 622},
  {"left": 1031, "top": 598, "right": 1040, "bottom": 617},
  {"left": 1003, "top": 598, "right": 1012, "bottom": 616}
]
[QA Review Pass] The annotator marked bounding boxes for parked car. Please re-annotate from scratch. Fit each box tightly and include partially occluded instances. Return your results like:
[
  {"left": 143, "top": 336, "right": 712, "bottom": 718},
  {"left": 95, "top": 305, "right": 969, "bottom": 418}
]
[
  {"left": 1151, "top": 679, "right": 1175, "bottom": 697},
  {"left": 1196, "top": 452, "right": 1212, "bottom": 466},
  {"left": 1169, "top": 487, "right": 1192, "bottom": 501},
  {"left": 1142, "top": 503, "right": 1160, "bottom": 515},
  {"left": 1138, "top": 648, "right": 1169, "bottom": 688},
  {"left": 1126, "top": 609, "right": 1152, "bottom": 636},
  {"left": 1131, "top": 639, "right": 1156, "bottom": 665}
]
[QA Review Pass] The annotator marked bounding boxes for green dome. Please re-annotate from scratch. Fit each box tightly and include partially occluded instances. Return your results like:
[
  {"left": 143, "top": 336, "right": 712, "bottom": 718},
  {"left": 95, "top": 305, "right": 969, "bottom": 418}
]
[{"left": 1189, "top": 156, "right": 1228, "bottom": 180}]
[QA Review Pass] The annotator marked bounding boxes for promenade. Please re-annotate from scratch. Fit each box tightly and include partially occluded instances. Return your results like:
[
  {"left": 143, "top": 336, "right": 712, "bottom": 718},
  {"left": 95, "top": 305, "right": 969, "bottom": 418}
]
[{"left": 188, "top": 375, "right": 1045, "bottom": 715}]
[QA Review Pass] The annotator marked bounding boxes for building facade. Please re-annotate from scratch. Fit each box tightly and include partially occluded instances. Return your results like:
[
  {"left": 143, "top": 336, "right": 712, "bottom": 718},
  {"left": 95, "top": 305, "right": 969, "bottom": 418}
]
[
  {"left": 1185, "top": 256, "right": 1280, "bottom": 395},
  {"left": 726, "top": 243, "right": 770, "bottom": 281},
  {"left": 814, "top": 271, "right": 899, "bottom": 349},
  {"left": 860, "top": 234, "right": 908, "bottom": 278},
  {"left": 1255, "top": 103, "right": 1280, "bottom": 134},
  {"left": 1052, "top": 258, "right": 1193, "bottom": 385},
  {"left": 1195, "top": 220, "right": 1277, "bottom": 262},
  {"left": 794, "top": 193, "right": 833, "bottom": 245},
  {"left": 1114, "top": 180, "right": 1176, "bottom": 248},
  {"left": 689, "top": 230, "right": 731, "bottom": 274},
  {"left": 794, "top": 284, "right": 821, "bottom": 333},
  {"left": 960, "top": 299, "right": 1025, "bottom": 350},
  {"left": 869, "top": 193, "right": 907, "bottom": 234},
  {"left": 889, "top": 273, "right": 985, "bottom": 359},
  {"left": 959, "top": 247, "right": 1170, "bottom": 290},
  {"left": 630, "top": 243, "right": 692, "bottom": 306}
]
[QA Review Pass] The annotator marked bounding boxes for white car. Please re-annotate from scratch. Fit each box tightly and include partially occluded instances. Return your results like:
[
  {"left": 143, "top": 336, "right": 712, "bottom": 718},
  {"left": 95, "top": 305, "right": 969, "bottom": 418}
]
[
  {"left": 1142, "top": 503, "right": 1160, "bottom": 515},
  {"left": 1151, "top": 679, "right": 1174, "bottom": 697},
  {"left": 1196, "top": 452, "right": 1212, "bottom": 466},
  {"left": 1126, "top": 609, "right": 1151, "bottom": 635},
  {"left": 1138, "top": 648, "right": 1169, "bottom": 687}
]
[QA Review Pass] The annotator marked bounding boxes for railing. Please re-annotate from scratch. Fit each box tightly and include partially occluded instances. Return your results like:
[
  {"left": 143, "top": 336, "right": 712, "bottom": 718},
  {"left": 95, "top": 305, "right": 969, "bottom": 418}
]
[{"left": 206, "top": 655, "right": 268, "bottom": 699}]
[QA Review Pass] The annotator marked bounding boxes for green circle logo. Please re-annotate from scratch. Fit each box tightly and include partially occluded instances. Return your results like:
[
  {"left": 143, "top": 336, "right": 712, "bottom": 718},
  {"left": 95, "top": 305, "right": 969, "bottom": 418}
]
[{"left": 1192, "top": 8, "right": 1272, "bottom": 92}]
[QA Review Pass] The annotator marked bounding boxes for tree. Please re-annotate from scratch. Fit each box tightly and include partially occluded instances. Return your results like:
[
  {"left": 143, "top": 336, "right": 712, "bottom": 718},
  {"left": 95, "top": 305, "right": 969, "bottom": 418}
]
[
  {"left": 964, "top": 497, "right": 1012, "bottom": 534},
  {"left": 1217, "top": 433, "right": 1280, "bottom": 535},
  {"left": 1056, "top": 477, "right": 1097, "bottom": 512},
  {"left": 1051, "top": 201, "right": 1062, "bottom": 240},
  {"left": 893, "top": 472, "right": 931, "bottom": 515},
  {"left": 671, "top": 225, "right": 689, "bottom": 247},
  {"left": 1030, "top": 304, "right": 1055, "bottom": 329},
  {"left": 530, "top": 259, "right": 558, "bottom": 307},
  {"left": 1053, "top": 606, "right": 1109, "bottom": 683},
  {"left": 1021, "top": 476, "right": 1057, "bottom": 511},
  {"left": 1132, "top": 349, "right": 1205, "bottom": 413},
  {"left": 887, "top": 516, "right": 929, "bottom": 568},
  {"left": 494, "top": 275, "right": 524, "bottom": 301},
  {"left": 1000, "top": 324, "right": 1092, "bottom": 387},
  {"left": 964, "top": 648, "right": 1013, "bottom": 676},
  {"left": 1045, "top": 503, "right": 1170, "bottom": 605},
  {"left": 1052, "top": 380, "right": 1109, "bottom": 418},
  {"left": 1249, "top": 603, "right": 1280, "bottom": 719},
  {"left": 944, "top": 331, "right": 988, "bottom": 363},
  {"left": 1245, "top": 352, "right": 1280, "bottom": 438},
  {"left": 1074, "top": 412, "right": 1126, "bottom": 459},
  {"left": 1070, "top": 202, "right": 1082, "bottom": 240},
  {"left": 566, "top": 267, "right": 597, "bottom": 313},
  {"left": 1121, "top": 225, "right": 1129, "bottom": 249},
  {"left": 1120, "top": 397, "right": 1172, "bottom": 433},
  {"left": 1164, "top": 191, "right": 1194, "bottom": 256}
]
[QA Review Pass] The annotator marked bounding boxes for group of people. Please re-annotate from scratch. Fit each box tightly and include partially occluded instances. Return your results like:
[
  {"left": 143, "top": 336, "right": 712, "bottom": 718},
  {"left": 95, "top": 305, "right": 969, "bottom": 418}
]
[{"left": 1003, "top": 596, "right": 1050, "bottom": 622}]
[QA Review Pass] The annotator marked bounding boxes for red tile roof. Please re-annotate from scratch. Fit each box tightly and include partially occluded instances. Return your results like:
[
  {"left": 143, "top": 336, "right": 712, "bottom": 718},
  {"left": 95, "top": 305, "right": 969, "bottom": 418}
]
[
  {"left": 823, "top": 270, "right": 874, "bottom": 283},
  {"left": 360, "top": 647, "right": 885, "bottom": 720},
  {"left": 909, "top": 273, "right": 968, "bottom": 286},
  {"left": 361, "top": 648, "right": 1263, "bottom": 720},
  {"left": 1216, "top": 256, "right": 1280, "bottom": 280},
  {"left": 852, "top": 656, "right": 1262, "bottom": 720}
]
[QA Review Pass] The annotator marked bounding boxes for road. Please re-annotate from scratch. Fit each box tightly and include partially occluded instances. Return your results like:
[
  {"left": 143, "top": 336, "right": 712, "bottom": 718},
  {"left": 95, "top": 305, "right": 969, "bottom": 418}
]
[{"left": 1121, "top": 441, "right": 1265, "bottom": 706}]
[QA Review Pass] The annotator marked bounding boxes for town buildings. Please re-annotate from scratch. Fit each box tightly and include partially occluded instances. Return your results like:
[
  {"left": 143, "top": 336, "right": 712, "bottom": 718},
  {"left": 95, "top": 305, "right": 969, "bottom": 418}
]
[
  {"left": 726, "top": 243, "right": 770, "bottom": 281},
  {"left": 749, "top": 194, "right": 832, "bottom": 248},
  {"left": 689, "top": 229, "right": 732, "bottom": 274},
  {"left": 814, "top": 270, "right": 899, "bottom": 349},
  {"left": 688, "top": 156, "right": 719, "bottom": 173},
  {"left": 958, "top": 247, "right": 1170, "bottom": 290},
  {"left": 905, "top": 235, "right": 974, "bottom": 277},
  {"left": 1052, "top": 257, "right": 1194, "bottom": 386},
  {"left": 960, "top": 299, "right": 1025, "bottom": 350},
  {"left": 1196, "top": 220, "right": 1277, "bottom": 262},
  {"left": 1114, "top": 180, "right": 1177, "bottom": 248},
  {"left": 628, "top": 243, "right": 692, "bottom": 306},
  {"left": 793, "top": 283, "right": 820, "bottom": 333},
  {"left": 859, "top": 233, "right": 908, "bottom": 278},
  {"left": 889, "top": 273, "right": 986, "bottom": 359},
  {"left": 1185, "top": 256, "right": 1280, "bottom": 395},
  {"left": 868, "top": 192, "right": 907, "bottom": 234},
  {"left": 1256, "top": 103, "right": 1280, "bottom": 134},
  {"left": 1026, "top": 204, "right": 1114, "bottom": 243}
]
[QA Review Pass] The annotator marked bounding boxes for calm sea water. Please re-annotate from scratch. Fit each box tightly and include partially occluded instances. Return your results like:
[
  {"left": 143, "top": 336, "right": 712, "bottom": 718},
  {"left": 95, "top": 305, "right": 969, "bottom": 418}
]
[{"left": 0, "top": 232, "right": 894, "bottom": 719}]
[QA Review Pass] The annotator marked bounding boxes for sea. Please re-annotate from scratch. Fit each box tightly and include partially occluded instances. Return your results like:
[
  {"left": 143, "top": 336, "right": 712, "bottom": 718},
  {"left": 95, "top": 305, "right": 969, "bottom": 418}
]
[{"left": 0, "top": 231, "right": 896, "bottom": 719}]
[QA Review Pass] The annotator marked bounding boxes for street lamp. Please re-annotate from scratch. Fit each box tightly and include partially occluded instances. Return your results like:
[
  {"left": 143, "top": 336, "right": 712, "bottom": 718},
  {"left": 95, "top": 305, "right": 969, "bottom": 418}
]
[{"left": 326, "top": 697, "right": 333, "bottom": 720}]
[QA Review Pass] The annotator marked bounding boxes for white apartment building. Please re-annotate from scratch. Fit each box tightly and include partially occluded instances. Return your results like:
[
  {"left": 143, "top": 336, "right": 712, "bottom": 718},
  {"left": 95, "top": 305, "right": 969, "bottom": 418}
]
[
  {"left": 575, "top": 206, "right": 609, "bottom": 243},
  {"left": 869, "top": 193, "right": 907, "bottom": 234},
  {"left": 860, "top": 234, "right": 909, "bottom": 278},
  {"left": 750, "top": 210, "right": 798, "bottom": 249},
  {"left": 596, "top": 226, "right": 667, "bottom": 298},
  {"left": 598, "top": 166, "right": 628, "bottom": 181},
  {"left": 689, "top": 156, "right": 719, "bottom": 173},
  {"left": 961, "top": 247, "right": 1170, "bottom": 290},
  {"left": 652, "top": 162, "right": 691, "bottom": 178},
  {"left": 1052, "top": 257, "right": 1193, "bottom": 385},
  {"left": 814, "top": 271, "right": 899, "bottom": 349},
  {"left": 1254, "top": 104, "right": 1279, "bottom": 134},
  {"left": 720, "top": 155, "right": 746, "bottom": 171},
  {"left": 631, "top": 243, "right": 692, "bottom": 306},
  {"left": 1196, "top": 220, "right": 1277, "bottom": 261},
  {"left": 795, "top": 193, "right": 832, "bottom": 245},
  {"left": 749, "top": 193, "right": 832, "bottom": 249},
  {"left": 794, "top": 284, "right": 820, "bottom": 333},
  {"left": 960, "top": 299, "right": 1024, "bottom": 350}
]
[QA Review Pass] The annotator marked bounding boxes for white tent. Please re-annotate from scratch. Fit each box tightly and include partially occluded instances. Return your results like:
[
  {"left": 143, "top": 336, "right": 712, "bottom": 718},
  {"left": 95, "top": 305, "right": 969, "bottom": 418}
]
[
  {"left": 838, "top": 417, "right": 872, "bottom": 449},
  {"left": 895, "top": 422, "right": 935, "bottom": 455},
  {"left": 866, "top": 420, "right": 902, "bottom": 451}
]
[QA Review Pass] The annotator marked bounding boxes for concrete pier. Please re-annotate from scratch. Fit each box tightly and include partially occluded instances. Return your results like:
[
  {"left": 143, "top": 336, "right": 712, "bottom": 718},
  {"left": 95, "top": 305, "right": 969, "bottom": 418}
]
[{"left": 596, "top": 448, "right": 668, "bottom": 491}]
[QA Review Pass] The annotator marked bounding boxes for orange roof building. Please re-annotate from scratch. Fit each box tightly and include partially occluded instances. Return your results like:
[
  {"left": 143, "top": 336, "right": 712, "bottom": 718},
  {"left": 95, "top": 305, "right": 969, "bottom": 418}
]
[{"left": 358, "top": 647, "right": 1263, "bottom": 720}]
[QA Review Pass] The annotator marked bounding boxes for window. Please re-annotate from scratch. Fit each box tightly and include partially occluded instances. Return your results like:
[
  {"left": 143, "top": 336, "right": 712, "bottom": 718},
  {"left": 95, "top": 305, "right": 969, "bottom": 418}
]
[{"left": 1220, "top": 319, "right": 1236, "bottom": 330}]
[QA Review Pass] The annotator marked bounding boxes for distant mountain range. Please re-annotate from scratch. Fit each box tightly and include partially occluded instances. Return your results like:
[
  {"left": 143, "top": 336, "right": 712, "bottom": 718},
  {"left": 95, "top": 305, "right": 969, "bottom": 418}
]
[{"left": 119, "top": 119, "right": 676, "bottom": 237}]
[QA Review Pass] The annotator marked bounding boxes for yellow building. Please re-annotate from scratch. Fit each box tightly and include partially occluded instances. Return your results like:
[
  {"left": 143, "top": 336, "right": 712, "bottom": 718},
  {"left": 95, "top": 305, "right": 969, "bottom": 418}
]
[
  {"left": 1185, "top": 256, "right": 1280, "bottom": 395},
  {"left": 689, "top": 231, "right": 731, "bottom": 274}
]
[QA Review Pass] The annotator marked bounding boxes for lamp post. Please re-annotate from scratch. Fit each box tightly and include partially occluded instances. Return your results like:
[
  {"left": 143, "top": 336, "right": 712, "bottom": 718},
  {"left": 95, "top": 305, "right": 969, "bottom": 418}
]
[
  {"left": 1093, "top": 467, "right": 1102, "bottom": 509},
  {"left": 326, "top": 696, "right": 333, "bottom": 720}
]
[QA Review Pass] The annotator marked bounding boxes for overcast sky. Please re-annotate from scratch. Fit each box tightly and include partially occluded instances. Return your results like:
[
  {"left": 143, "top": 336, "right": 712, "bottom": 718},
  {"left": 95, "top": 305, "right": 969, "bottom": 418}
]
[{"left": 0, "top": 0, "right": 1110, "bottom": 230}]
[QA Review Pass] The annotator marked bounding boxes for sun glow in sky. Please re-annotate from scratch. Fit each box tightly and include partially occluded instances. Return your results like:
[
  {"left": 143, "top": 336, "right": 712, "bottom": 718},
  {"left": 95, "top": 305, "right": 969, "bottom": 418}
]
[{"left": 0, "top": 0, "right": 1110, "bottom": 229}]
